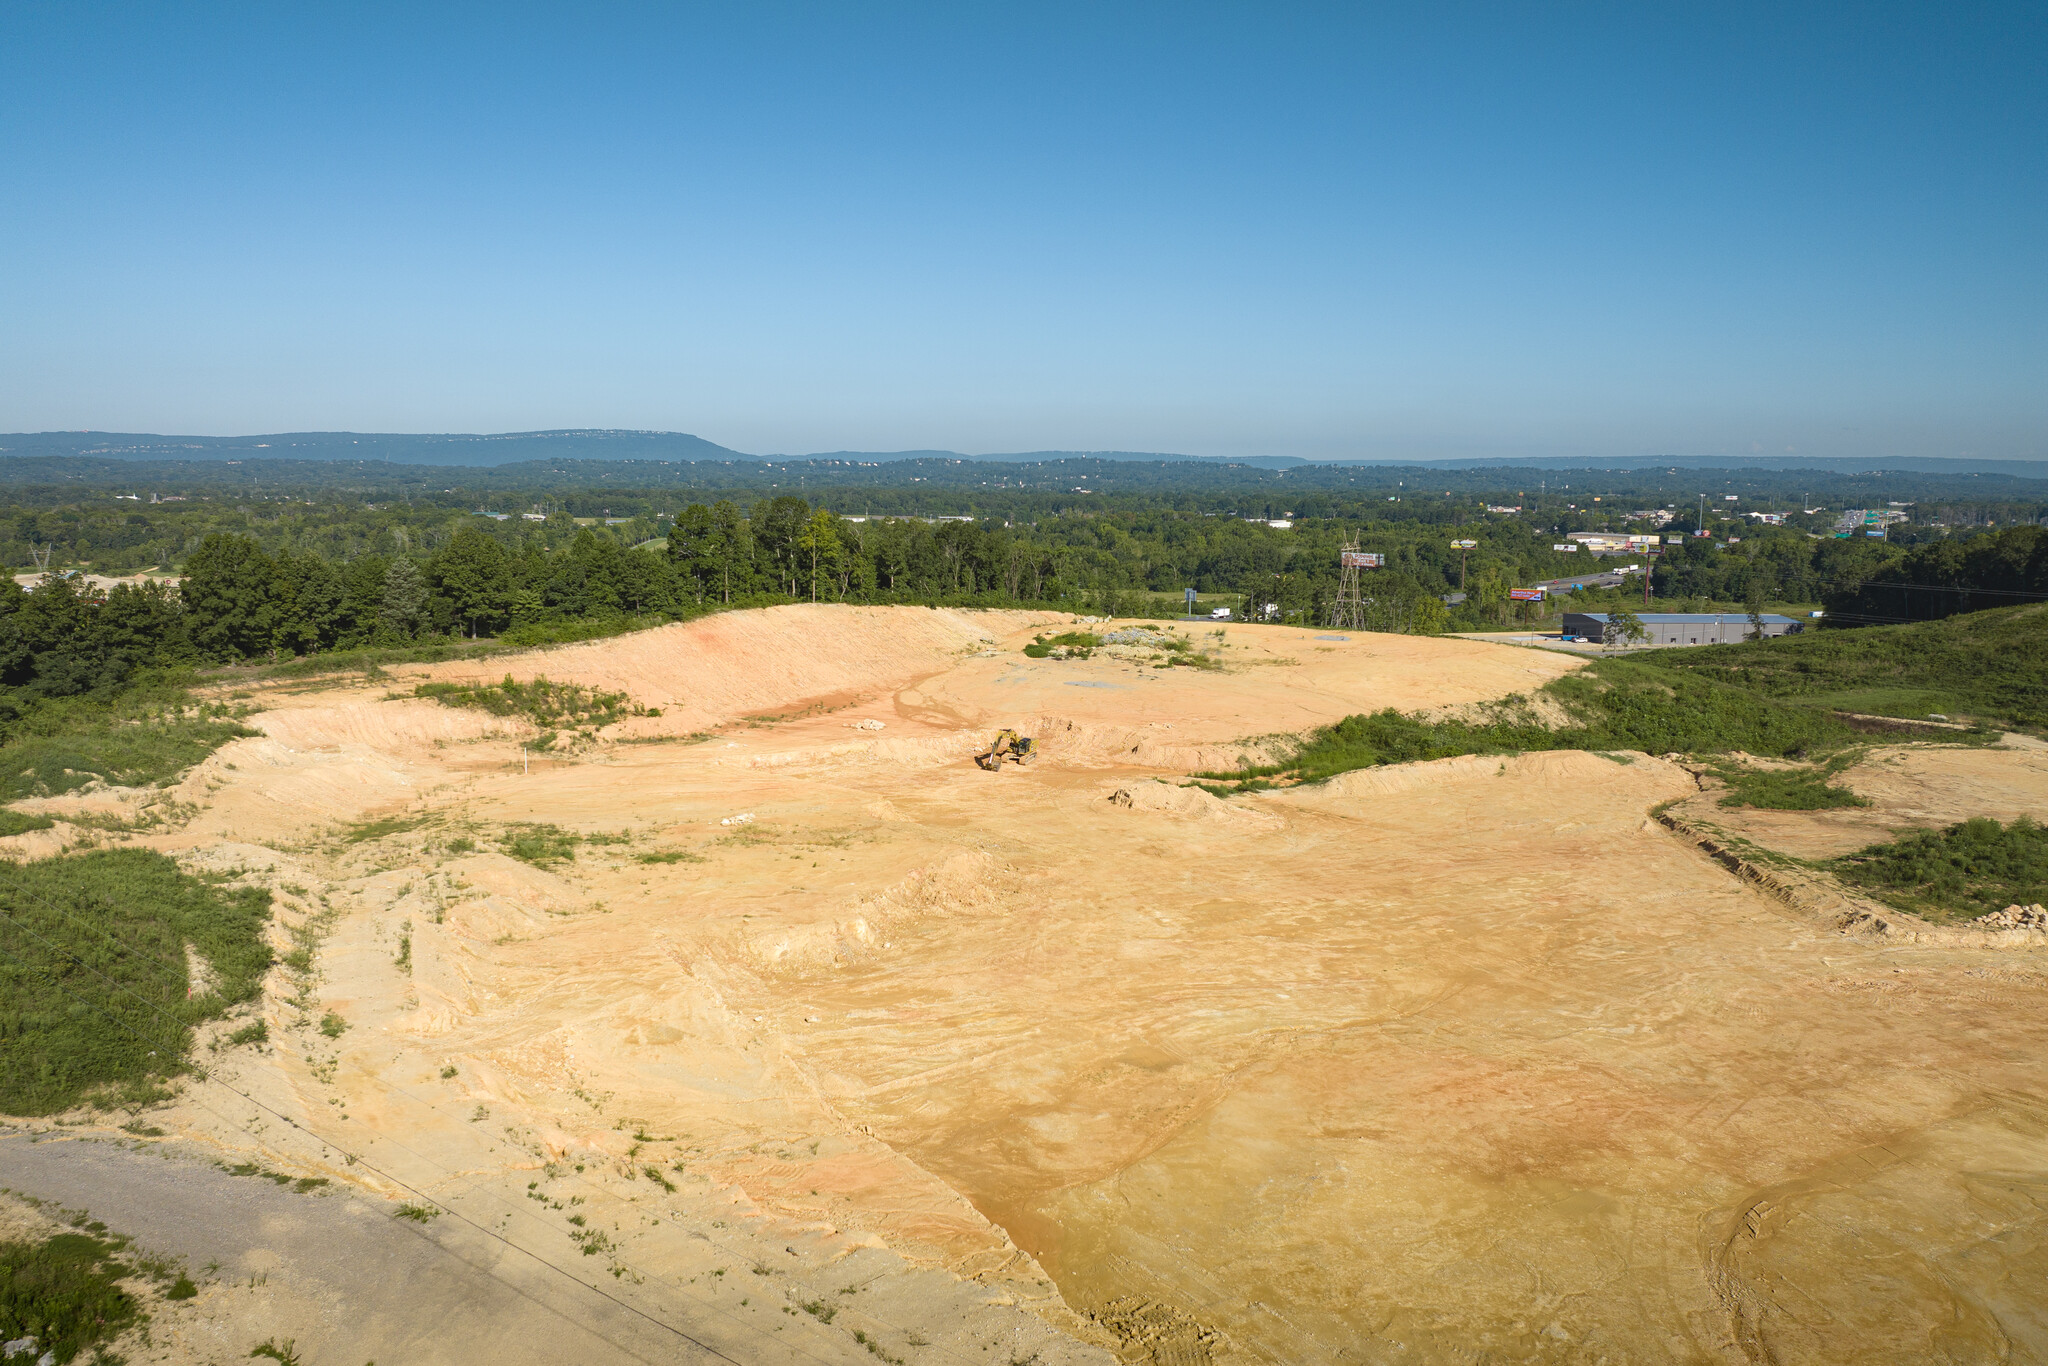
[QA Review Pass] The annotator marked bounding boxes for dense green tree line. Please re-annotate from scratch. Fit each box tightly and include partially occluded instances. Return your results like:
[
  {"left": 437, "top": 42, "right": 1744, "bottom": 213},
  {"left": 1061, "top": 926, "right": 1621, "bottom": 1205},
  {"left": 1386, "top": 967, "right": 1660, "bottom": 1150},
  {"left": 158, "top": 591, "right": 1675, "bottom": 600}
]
[
  {"left": 0, "top": 499, "right": 2041, "bottom": 707},
  {"left": 1651, "top": 524, "right": 2048, "bottom": 625}
]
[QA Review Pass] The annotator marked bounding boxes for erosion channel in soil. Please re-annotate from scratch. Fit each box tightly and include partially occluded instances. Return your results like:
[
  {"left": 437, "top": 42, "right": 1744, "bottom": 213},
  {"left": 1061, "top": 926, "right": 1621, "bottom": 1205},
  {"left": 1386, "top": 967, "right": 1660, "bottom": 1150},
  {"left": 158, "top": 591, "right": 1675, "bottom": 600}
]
[{"left": 23, "top": 604, "right": 2048, "bottom": 1365}]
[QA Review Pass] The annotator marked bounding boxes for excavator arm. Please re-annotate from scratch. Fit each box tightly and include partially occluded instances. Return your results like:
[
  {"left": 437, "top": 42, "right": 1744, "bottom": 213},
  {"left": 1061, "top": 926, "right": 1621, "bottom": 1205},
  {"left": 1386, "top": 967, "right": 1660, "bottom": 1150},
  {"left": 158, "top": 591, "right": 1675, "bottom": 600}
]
[{"left": 974, "top": 728, "right": 1036, "bottom": 770}]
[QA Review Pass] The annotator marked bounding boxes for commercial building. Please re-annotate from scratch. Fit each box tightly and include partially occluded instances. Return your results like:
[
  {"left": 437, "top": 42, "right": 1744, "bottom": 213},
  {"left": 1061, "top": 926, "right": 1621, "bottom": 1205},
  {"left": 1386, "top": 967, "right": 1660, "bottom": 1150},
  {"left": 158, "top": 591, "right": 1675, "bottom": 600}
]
[
  {"left": 1566, "top": 532, "right": 1661, "bottom": 555},
  {"left": 1561, "top": 612, "right": 1807, "bottom": 646}
]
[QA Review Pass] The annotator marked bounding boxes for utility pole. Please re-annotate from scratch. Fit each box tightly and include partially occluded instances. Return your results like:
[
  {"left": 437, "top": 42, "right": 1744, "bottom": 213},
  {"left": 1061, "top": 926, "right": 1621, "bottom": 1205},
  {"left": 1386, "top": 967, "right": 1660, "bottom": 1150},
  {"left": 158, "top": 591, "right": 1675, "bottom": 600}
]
[{"left": 1450, "top": 539, "right": 1476, "bottom": 591}]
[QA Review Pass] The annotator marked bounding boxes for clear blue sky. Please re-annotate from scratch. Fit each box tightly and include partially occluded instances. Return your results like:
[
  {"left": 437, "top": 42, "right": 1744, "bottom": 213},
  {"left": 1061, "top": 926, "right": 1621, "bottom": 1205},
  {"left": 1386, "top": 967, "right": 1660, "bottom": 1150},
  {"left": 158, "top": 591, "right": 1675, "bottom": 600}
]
[{"left": 3, "top": 2, "right": 2042, "bottom": 461}]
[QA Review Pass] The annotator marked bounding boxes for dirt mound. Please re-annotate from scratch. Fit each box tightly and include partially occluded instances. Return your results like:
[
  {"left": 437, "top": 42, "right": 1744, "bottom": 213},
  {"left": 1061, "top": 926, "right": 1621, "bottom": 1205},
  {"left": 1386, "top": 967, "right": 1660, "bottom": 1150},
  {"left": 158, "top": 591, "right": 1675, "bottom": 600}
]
[
  {"left": 253, "top": 698, "right": 520, "bottom": 754},
  {"left": 1104, "top": 780, "right": 1280, "bottom": 827},
  {"left": 412, "top": 604, "right": 1066, "bottom": 734}
]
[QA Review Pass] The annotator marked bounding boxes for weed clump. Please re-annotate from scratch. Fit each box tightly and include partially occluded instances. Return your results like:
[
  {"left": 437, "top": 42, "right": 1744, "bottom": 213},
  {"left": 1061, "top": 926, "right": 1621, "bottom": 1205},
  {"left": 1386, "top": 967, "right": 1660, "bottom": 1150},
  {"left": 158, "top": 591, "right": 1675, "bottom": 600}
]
[
  {"left": 225, "top": 1019, "right": 269, "bottom": 1048},
  {"left": 500, "top": 824, "right": 580, "bottom": 866},
  {"left": 1022, "top": 632, "right": 1099, "bottom": 659}
]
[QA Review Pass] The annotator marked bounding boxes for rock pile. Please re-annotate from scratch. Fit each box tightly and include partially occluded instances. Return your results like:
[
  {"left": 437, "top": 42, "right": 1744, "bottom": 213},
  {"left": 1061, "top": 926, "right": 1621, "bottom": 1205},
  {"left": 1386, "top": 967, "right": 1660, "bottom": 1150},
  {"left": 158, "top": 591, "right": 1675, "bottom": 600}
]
[{"left": 1973, "top": 903, "right": 2048, "bottom": 930}]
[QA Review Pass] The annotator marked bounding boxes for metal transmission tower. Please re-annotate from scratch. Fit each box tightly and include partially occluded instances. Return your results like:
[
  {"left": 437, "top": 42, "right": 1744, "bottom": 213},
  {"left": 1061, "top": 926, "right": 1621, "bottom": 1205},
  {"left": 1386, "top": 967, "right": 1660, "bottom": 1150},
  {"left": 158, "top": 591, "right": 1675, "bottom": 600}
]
[{"left": 1327, "top": 541, "right": 1382, "bottom": 629}]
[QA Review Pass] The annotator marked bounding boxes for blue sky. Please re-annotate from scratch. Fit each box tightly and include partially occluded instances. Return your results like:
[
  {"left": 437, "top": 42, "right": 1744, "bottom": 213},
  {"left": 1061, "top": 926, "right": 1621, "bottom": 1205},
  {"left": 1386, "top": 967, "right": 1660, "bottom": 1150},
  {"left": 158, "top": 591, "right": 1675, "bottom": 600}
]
[{"left": 3, "top": 2, "right": 2043, "bottom": 461}]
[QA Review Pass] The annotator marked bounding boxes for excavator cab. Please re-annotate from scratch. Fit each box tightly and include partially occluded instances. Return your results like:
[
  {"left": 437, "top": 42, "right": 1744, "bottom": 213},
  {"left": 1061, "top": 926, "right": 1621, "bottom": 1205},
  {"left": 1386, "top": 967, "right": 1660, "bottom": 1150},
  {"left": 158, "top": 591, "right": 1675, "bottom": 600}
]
[{"left": 975, "top": 728, "right": 1036, "bottom": 770}]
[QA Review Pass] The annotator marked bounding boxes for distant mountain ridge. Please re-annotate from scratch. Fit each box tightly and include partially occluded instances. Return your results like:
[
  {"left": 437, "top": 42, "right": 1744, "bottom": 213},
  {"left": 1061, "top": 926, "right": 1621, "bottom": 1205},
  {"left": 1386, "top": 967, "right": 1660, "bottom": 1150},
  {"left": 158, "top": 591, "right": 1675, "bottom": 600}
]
[{"left": 1, "top": 429, "right": 2041, "bottom": 480}]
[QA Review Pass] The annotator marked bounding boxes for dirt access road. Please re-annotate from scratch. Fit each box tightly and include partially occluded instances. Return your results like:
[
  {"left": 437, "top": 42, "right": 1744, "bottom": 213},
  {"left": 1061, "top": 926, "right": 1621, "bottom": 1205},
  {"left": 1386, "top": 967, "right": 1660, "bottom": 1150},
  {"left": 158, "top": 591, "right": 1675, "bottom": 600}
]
[
  {"left": 0, "top": 1130, "right": 754, "bottom": 1364},
  {"left": 11, "top": 605, "right": 2048, "bottom": 1364}
]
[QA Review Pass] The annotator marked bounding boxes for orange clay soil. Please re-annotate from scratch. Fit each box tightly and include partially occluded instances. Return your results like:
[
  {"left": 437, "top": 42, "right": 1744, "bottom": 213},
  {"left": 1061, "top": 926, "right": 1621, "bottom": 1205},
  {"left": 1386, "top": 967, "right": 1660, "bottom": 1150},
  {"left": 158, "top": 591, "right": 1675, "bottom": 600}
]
[{"left": 24, "top": 605, "right": 2048, "bottom": 1365}]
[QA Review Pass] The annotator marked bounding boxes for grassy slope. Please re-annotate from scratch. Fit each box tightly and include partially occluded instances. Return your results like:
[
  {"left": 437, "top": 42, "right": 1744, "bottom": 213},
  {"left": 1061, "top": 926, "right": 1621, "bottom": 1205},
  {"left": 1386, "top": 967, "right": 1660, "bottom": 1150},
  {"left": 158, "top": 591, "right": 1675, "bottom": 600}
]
[
  {"left": 1831, "top": 817, "right": 2048, "bottom": 924},
  {"left": 1630, "top": 602, "right": 2048, "bottom": 728},
  {"left": 1198, "top": 657, "right": 1856, "bottom": 791},
  {"left": 0, "top": 674, "right": 258, "bottom": 802},
  {"left": 0, "top": 850, "right": 271, "bottom": 1114}
]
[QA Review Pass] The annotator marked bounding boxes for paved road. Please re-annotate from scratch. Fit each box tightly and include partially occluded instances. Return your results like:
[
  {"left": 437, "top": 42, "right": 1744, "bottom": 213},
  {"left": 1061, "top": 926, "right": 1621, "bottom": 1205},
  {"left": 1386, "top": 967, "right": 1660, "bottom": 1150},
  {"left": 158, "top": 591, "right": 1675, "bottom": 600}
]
[{"left": 0, "top": 1131, "right": 775, "bottom": 1365}]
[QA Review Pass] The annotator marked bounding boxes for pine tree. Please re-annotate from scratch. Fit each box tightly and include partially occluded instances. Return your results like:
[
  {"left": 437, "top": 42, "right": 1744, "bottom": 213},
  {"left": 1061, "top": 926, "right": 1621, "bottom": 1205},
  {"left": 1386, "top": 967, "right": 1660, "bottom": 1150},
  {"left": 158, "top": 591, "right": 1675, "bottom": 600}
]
[{"left": 379, "top": 556, "right": 428, "bottom": 640}]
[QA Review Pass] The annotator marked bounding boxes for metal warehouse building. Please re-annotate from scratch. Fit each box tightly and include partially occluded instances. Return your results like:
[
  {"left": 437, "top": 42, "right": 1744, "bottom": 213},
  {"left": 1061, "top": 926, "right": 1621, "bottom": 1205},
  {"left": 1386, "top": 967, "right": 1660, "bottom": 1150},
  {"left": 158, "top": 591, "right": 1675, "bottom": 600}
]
[{"left": 1561, "top": 612, "right": 1806, "bottom": 646}]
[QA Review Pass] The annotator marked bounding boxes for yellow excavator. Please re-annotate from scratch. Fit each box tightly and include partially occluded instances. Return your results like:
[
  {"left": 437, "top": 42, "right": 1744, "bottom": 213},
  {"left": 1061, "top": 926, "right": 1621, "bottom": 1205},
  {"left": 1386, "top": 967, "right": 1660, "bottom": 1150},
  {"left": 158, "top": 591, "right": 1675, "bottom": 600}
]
[{"left": 975, "top": 728, "right": 1036, "bottom": 770}]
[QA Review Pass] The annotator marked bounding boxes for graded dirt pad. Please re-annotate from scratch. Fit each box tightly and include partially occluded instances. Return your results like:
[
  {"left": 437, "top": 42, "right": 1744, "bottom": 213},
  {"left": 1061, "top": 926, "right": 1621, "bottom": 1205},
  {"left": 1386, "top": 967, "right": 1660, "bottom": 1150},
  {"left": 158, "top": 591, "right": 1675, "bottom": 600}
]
[{"left": 16, "top": 607, "right": 2048, "bottom": 1365}]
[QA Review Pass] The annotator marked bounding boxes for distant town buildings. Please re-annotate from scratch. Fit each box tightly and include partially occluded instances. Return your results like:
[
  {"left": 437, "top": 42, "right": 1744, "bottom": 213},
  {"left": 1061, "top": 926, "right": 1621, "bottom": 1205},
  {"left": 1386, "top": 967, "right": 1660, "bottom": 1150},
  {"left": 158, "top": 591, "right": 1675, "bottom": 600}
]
[{"left": 1835, "top": 508, "right": 1909, "bottom": 536}]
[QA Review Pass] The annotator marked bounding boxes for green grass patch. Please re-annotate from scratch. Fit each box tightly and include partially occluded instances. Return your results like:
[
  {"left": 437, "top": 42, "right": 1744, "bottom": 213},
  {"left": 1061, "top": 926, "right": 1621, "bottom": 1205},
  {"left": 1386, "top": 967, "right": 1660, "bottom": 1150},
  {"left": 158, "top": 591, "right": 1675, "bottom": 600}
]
[
  {"left": 1635, "top": 603, "right": 2048, "bottom": 729},
  {"left": 1830, "top": 816, "right": 2048, "bottom": 924},
  {"left": 1192, "top": 657, "right": 1855, "bottom": 792},
  {"left": 0, "top": 810, "right": 56, "bottom": 837},
  {"left": 1713, "top": 753, "right": 1872, "bottom": 810},
  {"left": 0, "top": 849, "right": 273, "bottom": 1114},
  {"left": 0, "top": 1228, "right": 145, "bottom": 1363},
  {"left": 635, "top": 850, "right": 705, "bottom": 865},
  {"left": 413, "top": 674, "right": 643, "bottom": 729},
  {"left": 0, "top": 716, "right": 256, "bottom": 802},
  {"left": 341, "top": 812, "right": 432, "bottom": 844},
  {"left": 500, "top": 823, "right": 580, "bottom": 866}
]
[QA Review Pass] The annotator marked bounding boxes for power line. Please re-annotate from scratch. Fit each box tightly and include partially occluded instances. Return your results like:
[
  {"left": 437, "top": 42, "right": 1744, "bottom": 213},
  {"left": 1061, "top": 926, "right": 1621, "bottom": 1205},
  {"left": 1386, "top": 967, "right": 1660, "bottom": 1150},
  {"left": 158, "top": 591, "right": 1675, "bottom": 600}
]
[{"left": 0, "top": 928, "right": 753, "bottom": 1366}]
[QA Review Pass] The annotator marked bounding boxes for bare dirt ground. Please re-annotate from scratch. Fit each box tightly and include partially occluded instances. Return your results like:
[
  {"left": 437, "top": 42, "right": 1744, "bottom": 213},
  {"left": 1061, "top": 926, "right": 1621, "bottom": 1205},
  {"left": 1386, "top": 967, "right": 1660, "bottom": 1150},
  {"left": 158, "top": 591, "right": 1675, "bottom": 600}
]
[{"left": 8, "top": 605, "right": 2048, "bottom": 1365}]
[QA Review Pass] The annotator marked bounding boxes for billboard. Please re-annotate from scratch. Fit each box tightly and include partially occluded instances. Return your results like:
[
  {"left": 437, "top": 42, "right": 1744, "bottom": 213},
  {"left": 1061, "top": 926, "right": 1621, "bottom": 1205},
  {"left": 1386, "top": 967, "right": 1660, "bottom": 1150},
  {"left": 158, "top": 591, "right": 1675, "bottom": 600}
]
[
  {"left": 1340, "top": 551, "right": 1384, "bottom": 567},
  {"left": 1509, "top": 587, "right": 1545, "bottom": 602},
  {"left": 1552, "top": 543, "right": 1578, "bottom": 552}
]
